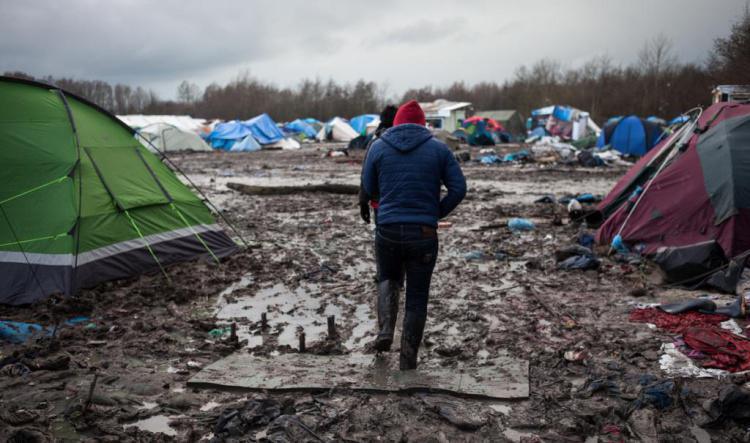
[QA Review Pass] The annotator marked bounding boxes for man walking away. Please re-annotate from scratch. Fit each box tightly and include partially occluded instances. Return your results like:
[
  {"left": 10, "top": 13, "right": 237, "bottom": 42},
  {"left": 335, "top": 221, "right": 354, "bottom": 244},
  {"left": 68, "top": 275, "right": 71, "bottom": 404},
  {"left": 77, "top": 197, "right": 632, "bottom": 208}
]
[{"left": 362, "top": 100, "right": 466, "bottom": 370}]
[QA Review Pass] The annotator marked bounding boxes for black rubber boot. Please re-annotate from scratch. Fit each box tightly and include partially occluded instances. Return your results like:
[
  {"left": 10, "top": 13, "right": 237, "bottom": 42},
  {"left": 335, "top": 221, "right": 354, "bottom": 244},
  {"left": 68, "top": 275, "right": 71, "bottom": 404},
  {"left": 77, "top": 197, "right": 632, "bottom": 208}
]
[
  {"left": 400, "top": 311, "right": 426, "bottom": 370},
  {"left": 373, "top": 280, "right": 400, "bottom": 352}
]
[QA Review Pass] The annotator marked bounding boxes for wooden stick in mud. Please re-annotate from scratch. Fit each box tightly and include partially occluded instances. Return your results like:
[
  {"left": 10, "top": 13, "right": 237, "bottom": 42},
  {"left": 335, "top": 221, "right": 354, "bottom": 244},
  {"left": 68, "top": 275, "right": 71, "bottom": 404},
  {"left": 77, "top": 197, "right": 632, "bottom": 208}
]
[
  {"left": 227, "top": 182, "right": 359, "bottom": 196},
  {"left": 85, "top": 372, "right": 99, "bottom": 412}
]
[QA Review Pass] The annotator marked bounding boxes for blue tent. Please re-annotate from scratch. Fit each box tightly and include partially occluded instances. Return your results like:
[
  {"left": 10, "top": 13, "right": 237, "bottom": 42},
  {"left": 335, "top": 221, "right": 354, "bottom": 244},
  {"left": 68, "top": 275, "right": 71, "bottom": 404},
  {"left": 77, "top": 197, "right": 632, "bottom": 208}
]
[
  {"left": 284, "top": 119, "right": 318, "bottom": 139},
  {"left": 349, "top": 114, "right": 378, "bottom": 135},
  {"left": 243, "top": 113, "right": 284, "bottom": 145},
  {"left": 596, "top": 116, "right": 664, "bottom": 156},
  {"left": 206, "top": 121, "right": 254, "bottom": 150},
  {"left": 230, "top": 135, "right": 262, "bottom": 152}
]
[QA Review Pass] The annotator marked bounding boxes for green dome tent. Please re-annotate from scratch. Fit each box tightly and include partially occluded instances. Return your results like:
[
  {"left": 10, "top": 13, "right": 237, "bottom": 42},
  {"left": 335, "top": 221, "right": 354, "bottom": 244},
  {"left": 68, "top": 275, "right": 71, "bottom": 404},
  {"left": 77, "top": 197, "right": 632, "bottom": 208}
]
[{"left": 0, "top": 77, "right": 239, "bottom": 305}]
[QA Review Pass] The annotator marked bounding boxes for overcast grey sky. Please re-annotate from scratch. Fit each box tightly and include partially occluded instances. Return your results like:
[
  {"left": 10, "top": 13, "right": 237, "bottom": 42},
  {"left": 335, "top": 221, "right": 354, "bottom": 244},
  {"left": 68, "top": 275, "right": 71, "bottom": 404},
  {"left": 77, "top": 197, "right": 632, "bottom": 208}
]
[{"left": 0, "top": 0, "right": 746, "bottom": 99}]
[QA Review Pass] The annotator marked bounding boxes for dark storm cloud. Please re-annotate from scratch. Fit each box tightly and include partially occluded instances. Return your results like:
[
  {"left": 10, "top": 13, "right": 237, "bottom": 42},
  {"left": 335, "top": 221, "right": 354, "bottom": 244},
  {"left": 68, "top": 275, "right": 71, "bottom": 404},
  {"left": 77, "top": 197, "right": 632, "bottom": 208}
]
[{"left": 0, "top": 0, "right": 746, "bottom": 97}]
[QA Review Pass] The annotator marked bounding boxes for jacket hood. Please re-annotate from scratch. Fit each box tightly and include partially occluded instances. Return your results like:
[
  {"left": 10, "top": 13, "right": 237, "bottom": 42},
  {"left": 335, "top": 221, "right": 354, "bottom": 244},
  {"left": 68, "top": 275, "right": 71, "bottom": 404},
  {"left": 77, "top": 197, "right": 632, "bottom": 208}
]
[{"left": 380, "top": 124, "right": 433, "bottom": 153}]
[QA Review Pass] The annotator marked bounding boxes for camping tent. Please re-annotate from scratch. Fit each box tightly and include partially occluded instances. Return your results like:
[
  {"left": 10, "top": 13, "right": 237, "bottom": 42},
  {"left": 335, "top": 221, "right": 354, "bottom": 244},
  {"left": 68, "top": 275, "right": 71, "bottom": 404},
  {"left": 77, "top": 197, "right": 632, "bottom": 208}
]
[
  {"left": 349, "top": 114, "right": 378, "bottom": 135},
  {"left": 118, "top": 115, "right": 206, "bottom": 133},
  {"left": 596, "top": 116, "right": 664, "bottom": 156},
  {"left": 138, "top": 123, "right": 212, "bottom": 153},
  {"left": 596, "top": 102, "right": 750, "bottom": 284},
  {"left": 316, "top": 118, "right": 359, "bottom": 142},
  {"left": 0, "top": 76, "right": 238, "bottom": 305}
]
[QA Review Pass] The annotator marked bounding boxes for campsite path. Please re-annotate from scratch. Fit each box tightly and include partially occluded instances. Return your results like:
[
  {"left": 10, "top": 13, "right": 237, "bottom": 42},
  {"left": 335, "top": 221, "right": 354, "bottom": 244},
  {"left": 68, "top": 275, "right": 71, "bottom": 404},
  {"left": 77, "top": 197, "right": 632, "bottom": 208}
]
[{"left": 0, "top": 146, "right": 745, "bottom": 441}]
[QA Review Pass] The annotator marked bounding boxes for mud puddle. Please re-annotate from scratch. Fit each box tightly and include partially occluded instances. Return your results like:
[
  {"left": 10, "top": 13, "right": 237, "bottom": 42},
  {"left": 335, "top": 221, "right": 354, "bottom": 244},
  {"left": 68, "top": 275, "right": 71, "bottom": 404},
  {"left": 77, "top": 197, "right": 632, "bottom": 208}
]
[
  {"left": 216, "top": 279, "right": 374, "bottom": 349},
  {"left": 126, "top": 415, "right": 180, "bottom": 436}
]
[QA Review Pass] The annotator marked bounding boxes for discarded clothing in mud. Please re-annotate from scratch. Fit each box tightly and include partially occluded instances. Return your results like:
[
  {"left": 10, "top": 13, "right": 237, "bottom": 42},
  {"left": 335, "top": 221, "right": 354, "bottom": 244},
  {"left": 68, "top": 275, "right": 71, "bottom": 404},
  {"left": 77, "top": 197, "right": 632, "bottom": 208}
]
[
  {"left": 555, "top": 244, "right": 599, "bottom": 270},
  {"left": 557, "top": 254, "right": 600, "bottom": 271},
  {"left": 683, "top": 327, "right": 750, "bottom": 372},
  {"left": 577, "top": 377, "right": 621, "bottom": 398},
  {"left": 211, "top": 398, "right": 282, "bottom": 441},
  {"left": 704, "top": 385, "right": 750, "bottom": 427},
  {"left": 629, "top": 379, "right": 675, "bottom": 412},
  {"left": 657, "top": 294, "right": 745, "bottom": 318},
  {"left": 629, "top": 308, "right": 726, "bottom": 334},
  {"left": 659, "top": 298, "right": 717, "bottom": 315},
  {"left": 577, "top": 232, "right": 595, "bottom": 249}
]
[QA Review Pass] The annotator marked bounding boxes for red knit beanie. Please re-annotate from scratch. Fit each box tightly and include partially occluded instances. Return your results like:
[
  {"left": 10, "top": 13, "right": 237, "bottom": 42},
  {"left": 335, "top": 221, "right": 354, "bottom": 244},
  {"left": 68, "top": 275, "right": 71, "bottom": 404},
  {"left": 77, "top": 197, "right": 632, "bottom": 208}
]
[{"left": 393, "top": 100, "right": 426, "bottom": 126}]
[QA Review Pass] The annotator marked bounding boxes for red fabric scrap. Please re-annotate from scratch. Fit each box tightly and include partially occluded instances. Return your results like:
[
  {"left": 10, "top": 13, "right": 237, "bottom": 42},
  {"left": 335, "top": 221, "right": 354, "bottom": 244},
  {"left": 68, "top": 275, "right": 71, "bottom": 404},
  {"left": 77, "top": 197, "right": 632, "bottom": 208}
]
[
  {"left": 683, "top": 327, "right": 750, "bottom": 372},
  {"left": 629, "top": 308, "right": 727, "bottom": 334}
]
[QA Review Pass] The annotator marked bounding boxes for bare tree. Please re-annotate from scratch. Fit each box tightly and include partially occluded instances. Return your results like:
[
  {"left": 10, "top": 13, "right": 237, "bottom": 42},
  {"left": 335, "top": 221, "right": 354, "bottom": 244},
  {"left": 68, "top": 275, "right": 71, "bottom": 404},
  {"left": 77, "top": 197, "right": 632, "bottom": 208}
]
[{"left": 177, "top": 80, "right": 202, "bottom": 103}]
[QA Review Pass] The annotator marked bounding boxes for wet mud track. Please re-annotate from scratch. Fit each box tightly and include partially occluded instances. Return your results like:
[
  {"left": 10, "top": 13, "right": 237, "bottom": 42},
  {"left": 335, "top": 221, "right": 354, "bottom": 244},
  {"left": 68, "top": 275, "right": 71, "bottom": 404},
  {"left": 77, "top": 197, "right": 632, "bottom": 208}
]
[{"left": 0, "top": 146, "right": 747, "bottom": 441}]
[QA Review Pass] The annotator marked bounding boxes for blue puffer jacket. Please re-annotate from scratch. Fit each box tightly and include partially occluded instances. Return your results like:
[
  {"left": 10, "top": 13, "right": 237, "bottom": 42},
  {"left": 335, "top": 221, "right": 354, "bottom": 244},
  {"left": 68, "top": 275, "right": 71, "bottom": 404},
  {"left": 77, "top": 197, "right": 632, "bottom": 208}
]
[{"left": 362, "top": 124, "right": 466, "bottom": 227}]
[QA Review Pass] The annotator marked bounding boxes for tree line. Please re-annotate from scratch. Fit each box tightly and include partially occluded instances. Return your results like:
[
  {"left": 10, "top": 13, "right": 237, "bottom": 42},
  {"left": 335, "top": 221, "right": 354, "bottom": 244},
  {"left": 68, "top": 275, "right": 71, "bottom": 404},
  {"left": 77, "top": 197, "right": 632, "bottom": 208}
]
[{"left": 4, "top": 11, "right": 748, "bottom": 125}]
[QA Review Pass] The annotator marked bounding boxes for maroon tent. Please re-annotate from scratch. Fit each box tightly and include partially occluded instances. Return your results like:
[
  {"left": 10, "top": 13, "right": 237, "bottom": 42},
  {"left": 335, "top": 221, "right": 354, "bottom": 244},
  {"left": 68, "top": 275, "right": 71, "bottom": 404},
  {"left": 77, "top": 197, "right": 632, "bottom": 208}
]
[{"left": 596, "top": 102, "right": 750, "bottom": 287}]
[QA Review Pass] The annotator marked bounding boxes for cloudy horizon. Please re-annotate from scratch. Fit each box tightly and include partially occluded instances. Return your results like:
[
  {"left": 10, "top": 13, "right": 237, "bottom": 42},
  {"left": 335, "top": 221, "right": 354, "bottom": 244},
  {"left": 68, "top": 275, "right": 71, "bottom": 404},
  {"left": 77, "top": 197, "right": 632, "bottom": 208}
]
[{"left": 0, "top": 0, "right": 746, "bottom": 99}]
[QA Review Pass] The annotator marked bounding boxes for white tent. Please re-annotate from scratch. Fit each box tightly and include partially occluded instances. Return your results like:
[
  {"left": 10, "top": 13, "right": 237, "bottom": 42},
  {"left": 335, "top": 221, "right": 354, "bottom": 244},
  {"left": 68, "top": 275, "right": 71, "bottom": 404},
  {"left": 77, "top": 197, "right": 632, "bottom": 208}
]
[
  {"left": 138, "top": 123, "right": 212, "bottom": 152},
  {"left": 316, "top": 118, "right": 359, "bottom": 142},
  {"left": 118, "top": 115, "right": 207, "bottom": 133}
]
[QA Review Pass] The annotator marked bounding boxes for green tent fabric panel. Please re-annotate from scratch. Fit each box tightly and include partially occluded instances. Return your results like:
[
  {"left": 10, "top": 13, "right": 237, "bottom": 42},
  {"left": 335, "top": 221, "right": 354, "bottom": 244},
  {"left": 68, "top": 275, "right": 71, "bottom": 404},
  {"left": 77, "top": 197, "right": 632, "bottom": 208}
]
[
  {"left": 84, "top": 147, "right": 171, "bottom": 211},
  {"left": 136, "top": 145, "right": 204, "bottom": 205},
  {"left": 74, "top": 202, "right": 213, "bottom": 254},
  {"left": 0, "top": 82, "right": 76, "bottom": 202},
  {"left": 0, "top": 177, "right": 76, "bottom": 254},
  {"left": 66, "top": 96, "right": 136, "bottom": 149},
  {"left": 170, "top": 200, "right": 217, "bottom": 226},
  {"left": 0, "top": 81, "right": 65, "bottom": 121},
  {"left": 0, "top": 120, "right": 76, "bottom": 202}
]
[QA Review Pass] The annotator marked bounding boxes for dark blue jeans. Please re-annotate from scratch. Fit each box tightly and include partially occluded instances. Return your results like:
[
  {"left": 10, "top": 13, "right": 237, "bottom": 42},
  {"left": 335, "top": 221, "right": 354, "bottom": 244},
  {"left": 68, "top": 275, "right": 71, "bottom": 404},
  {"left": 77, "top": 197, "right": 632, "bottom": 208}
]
[{"left": 375, "top": 224, "right": 438, "bottom": 329}]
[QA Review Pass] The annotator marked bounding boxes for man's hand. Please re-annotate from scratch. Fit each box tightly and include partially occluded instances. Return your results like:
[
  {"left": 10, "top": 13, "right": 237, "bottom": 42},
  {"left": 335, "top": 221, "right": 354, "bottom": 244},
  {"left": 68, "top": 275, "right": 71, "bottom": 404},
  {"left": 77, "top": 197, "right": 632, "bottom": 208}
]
[{"left": 359, "top": 203, "right": 371, "bottom": 224}]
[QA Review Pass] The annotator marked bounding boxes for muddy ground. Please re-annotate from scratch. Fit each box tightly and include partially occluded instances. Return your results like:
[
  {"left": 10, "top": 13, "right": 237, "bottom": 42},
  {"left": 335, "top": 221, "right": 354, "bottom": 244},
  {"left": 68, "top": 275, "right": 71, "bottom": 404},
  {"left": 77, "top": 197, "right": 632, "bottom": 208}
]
[{"left": 1, "top": 145, "right": 748, "bottom": 442}]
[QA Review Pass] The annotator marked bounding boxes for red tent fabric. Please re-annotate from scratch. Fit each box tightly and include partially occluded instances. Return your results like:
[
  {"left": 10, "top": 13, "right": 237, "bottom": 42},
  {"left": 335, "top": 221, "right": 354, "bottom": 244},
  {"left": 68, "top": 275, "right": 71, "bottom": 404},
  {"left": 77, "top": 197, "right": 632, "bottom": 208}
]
[
  {"left": 463, "top": 116, "right": 505, "bottom": 132},
  {"left": 597, "top": 102, "right": 750, "bottom": 259}
]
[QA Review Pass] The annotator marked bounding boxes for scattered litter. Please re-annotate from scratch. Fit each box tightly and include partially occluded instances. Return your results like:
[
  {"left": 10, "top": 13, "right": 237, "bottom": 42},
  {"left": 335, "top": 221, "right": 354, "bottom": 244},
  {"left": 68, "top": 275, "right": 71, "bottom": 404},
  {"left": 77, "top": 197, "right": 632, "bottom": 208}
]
[{"left": 507, "top": 218, "right": 535, "bottom": 232}]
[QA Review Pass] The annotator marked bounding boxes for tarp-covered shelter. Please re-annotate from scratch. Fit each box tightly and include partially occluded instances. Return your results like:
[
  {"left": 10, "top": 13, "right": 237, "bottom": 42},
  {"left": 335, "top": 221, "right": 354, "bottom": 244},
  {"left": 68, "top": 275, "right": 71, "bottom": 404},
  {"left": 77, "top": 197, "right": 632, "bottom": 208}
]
[
  {"left": 349, "top": 114, "right": 379, "bottom": 135},
  {"left": 596, "top": 102, "right": 750, "bottom": 289},
  {"left": 138, "top": 123, "right": 212, "bottom": 153},
  {"left": 316, "top": 118, "right": 359, "bottom": 142},
  {"left": 596, "top": 116, "right": 664, "bottom": 156},
  {"left": 0, "top": 76, "right": 238, "bottom": 305},
  {"left": 205, "top": 121, "right": 255, "bottom": 150},
  {"left": 242, "top": 113, "right": 285, "bottom": 145},
  {"left": 528, "top": 105, "right": 599, "bottom": 141},
  {"left": 283, "top": 119, "right": 318, "bottom": 139}
]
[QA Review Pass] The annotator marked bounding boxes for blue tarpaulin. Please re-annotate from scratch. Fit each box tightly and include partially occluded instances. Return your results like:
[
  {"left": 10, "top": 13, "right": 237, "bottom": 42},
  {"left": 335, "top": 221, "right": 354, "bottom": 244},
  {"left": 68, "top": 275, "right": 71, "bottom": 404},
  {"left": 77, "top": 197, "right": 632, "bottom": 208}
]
[
  {"left": 230, "top": 135, "right": 262, "bottom": 152},
  {"left": 284, "top": 119, "right": 318, "bottom": 138},
  {"left": 206, "top": 121, "right": 254, "bottom": 150},
  {"left": 243, "top": 113, "right": 285, "bottom": 145},
  {"left": 349, "top": 114, "right": 378, "bottom": 135}
]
